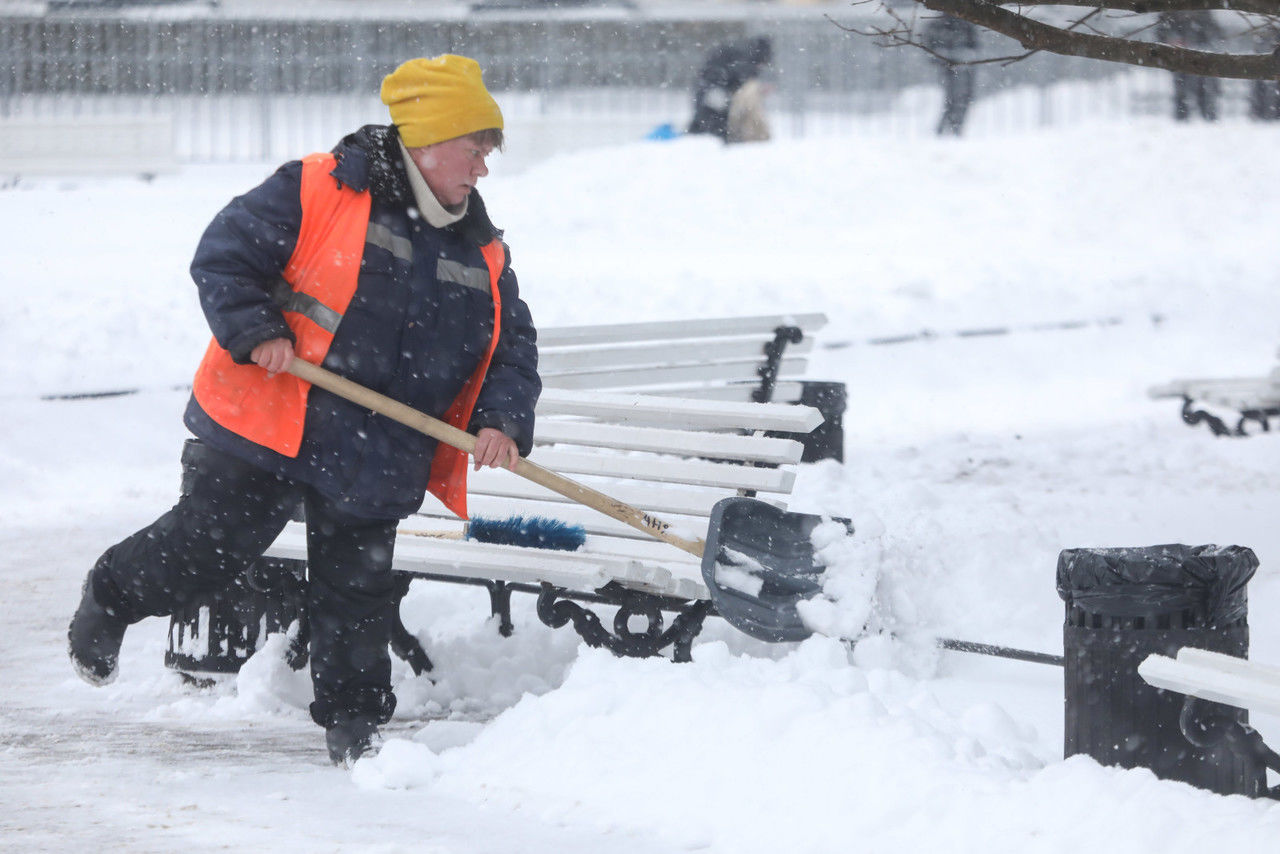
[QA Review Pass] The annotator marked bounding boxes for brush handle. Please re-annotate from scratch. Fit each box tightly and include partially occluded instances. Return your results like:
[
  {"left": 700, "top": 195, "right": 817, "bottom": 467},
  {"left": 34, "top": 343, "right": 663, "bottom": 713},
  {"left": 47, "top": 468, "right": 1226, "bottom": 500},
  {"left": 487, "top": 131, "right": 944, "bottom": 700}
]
[
  {"left": 397, "top": 529, "right": 466, "bottom": 540},
  {"left": 287, "top": 358, "right": 706, "bottom": 558}
]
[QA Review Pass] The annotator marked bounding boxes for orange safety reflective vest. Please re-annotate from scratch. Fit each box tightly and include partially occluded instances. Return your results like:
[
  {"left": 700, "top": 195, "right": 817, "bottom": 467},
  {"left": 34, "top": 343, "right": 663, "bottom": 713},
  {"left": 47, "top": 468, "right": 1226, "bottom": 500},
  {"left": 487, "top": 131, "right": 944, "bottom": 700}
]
[{"left": 192, "top": 152, "right": 505, "bottom": 518}]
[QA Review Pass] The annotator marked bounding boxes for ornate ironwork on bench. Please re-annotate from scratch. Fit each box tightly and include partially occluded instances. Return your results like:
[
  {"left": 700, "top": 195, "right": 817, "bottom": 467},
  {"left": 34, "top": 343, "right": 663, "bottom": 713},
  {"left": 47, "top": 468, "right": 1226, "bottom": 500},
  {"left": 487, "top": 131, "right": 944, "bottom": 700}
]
[
  {"left": 168, "top": 554, "right": 721, "bottom": 682},
  {"left": 1177, "top": 396, "right": 1280, "bottom": 438}
]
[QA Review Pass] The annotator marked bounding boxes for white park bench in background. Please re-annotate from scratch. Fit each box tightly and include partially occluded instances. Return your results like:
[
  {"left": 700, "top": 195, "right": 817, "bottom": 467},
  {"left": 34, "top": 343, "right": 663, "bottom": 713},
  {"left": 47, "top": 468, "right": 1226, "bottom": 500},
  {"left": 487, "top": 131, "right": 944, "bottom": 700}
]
[{"left": 1149, "top": 360, "right": 1280, "bottom": 437}]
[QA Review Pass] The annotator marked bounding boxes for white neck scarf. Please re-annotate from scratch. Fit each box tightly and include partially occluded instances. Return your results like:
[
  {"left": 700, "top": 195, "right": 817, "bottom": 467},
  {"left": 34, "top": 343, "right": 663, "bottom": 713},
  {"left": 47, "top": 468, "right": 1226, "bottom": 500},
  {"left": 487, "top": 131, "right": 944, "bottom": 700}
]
[{"left": 399, "top": 140, "right": 468, "bottom": 228}]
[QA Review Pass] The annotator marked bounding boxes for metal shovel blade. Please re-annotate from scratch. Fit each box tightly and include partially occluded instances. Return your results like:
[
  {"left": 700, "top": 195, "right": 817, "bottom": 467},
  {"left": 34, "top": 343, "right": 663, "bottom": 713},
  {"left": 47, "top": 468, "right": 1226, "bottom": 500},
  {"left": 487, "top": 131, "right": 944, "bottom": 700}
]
[{"left": 700, "top": 497, "right": 853, "bottom": 643}]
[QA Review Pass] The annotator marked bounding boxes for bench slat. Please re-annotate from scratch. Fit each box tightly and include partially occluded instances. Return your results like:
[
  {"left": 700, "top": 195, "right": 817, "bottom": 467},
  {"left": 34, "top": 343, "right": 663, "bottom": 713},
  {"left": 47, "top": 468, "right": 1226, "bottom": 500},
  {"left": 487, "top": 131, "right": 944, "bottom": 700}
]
[
  {"left": 397, "top": 519, "right": 707, "bottom": 575},
  {"left": 541, "top": 356, "right": 809, "bottom": 392},
  {"left": 1178, "top": 647, "right": 1280, "bottom": 690},
  {"left": 411, "top": 499, "right": 712, "bottom": 543},
  {"left": 537, "top": 389, "right": 823, "bottom": 433},
  {"left": 271, "top": 524, "right": 702, "bottom": 597},
  {"left": 1148, "top": 378, "right": 1280, "bottom": 405},
  {"left": 534, "top": 420, "right": 804, "bottom": 465},
  {"left": 459, "top": 470, "right": 785, "bottom": 517},
  {"left": 537, "top": 313, "right": 828, "bottom": 347},
  {"left": 1182, "top": 388, "right": 1280, "bottom": 410},
  {"left": 525, "top": 448, "right": 794, "bottom": 493},
  {"left": 1139, "top": 650, "right": 1280, "bottom": 717},
  {"left": 540, "top": 336, "right": 814, "bottom": 374},
  {"left": 1202, "top": 393, "right": 1280, "bottom": 410},
  {"left": 633, "top": 381, "right": 807, "bottom": 404}
]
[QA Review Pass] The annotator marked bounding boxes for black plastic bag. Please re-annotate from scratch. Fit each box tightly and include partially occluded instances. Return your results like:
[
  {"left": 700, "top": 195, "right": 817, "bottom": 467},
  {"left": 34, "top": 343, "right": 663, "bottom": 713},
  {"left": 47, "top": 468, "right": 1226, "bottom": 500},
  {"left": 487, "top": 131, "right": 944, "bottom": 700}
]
[{"left": 1056, "top": 544, "right": 1257, "bottom": 624}]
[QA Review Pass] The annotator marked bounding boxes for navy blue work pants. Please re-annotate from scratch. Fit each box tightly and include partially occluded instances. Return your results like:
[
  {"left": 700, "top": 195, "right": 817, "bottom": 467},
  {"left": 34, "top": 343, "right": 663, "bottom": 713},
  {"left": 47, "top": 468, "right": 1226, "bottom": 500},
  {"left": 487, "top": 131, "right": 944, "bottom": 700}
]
[{"left": 90, "top": 442, "right": 398, "bottom": 728}]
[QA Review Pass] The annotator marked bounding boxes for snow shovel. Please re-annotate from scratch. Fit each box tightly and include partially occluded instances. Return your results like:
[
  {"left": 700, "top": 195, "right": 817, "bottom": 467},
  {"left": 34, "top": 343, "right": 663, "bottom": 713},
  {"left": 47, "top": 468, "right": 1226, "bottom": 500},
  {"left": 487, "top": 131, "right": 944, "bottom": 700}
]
[{"left": 286, "top": 358, "right": 846, "bottom": 640}]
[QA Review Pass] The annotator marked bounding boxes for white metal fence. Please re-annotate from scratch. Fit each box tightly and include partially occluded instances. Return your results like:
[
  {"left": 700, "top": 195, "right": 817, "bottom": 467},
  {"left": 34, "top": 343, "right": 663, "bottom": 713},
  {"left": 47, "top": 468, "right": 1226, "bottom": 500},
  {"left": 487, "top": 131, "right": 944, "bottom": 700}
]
[{"left": 0, "top": 10, "right": 1274, "bottom": 170}]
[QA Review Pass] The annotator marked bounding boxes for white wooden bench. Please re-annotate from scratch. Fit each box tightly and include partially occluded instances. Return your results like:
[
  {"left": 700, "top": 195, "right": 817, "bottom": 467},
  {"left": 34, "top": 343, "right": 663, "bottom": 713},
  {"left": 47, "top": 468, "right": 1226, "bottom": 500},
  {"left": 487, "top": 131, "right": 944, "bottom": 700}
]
[
  {"left": 0, "top": 115, "right": 177, "bottom": 180},
  {"left": 1148, "top": 363, "right": 1280, "bottom": 437},
  {"left": 1139, "top": 647, "right": 1280, "bottom": 792},
  {"left": 256, "top": 388, "right": 825, "bottom": 665},
  {"left": 539, "top": 312, "right": 824, "bottom": 398},
  {"left": 1140, "top": 647, "right": 1280, "bottom": 718},
  {"left": 536, "top": 312, "right": 844, "bottom": 462},
  {"left": 164, "top": 313, "right": 843, "bottom": 674}
]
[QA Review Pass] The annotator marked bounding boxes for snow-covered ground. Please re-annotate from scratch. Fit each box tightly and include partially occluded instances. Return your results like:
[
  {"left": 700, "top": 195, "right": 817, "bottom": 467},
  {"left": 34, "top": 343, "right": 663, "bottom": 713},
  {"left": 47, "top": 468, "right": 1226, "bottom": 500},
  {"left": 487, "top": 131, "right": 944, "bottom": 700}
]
[{"left": 5, "top": 118, "right": 1280, "bottom": 851}]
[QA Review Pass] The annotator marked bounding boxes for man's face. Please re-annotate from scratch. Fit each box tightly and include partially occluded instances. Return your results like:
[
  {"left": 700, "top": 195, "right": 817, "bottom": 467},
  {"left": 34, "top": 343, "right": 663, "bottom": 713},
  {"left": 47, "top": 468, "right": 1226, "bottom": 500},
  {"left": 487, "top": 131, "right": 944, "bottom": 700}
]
[{"left": 408, "top": 133, "right": 494, "bottom": 210}]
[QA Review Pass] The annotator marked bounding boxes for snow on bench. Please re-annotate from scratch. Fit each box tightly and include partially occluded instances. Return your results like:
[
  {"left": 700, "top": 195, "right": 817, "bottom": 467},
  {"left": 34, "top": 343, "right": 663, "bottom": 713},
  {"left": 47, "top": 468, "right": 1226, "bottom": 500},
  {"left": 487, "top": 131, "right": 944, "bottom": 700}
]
[
  {"left": 537, "top": 312, "right": 843, "bottom": 463},
  {"left": 1148, "top": 363, "right": 1280, "bottom": 437},
  {"left": 1139, "top": 647, "right": 1280, "bottom": 718},
  {"left": 1138, "top": 646, "right": 1280, "bottom": 789},
  {"left": 537, "top": 312, "right": 827, "bottom": 402},
  {"left": 263, "top": 389, "right": 824, "bottom": 662}
]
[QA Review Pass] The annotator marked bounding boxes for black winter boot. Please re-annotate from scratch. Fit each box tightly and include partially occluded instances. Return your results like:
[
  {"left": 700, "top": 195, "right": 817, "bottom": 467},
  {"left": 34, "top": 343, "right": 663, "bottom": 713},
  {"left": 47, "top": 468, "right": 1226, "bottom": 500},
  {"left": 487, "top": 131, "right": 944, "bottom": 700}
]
[
  {"left": 67, "top": 573, "right": 129, "bottom": 686},
  {"left": 326, "top": 714, "right": 382, "bottom": 767}
]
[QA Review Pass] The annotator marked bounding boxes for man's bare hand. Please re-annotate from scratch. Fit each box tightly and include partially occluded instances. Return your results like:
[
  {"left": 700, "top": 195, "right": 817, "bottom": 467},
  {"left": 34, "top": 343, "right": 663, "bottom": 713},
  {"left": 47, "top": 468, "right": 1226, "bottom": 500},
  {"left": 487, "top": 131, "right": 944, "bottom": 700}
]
[
  {"left": 250, "top": 338, "right": 295, "bottom": 376},
  {"left": 472, "top": 427, "right": 518, "bottom": 471}
]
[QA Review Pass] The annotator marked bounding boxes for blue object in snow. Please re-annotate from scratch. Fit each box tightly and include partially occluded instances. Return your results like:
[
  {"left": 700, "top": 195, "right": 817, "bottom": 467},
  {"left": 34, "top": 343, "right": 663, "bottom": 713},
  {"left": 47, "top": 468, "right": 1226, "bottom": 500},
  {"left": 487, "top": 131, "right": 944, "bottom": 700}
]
[{"left": 645, "top": 122, "right": 681, "bottom": 141}]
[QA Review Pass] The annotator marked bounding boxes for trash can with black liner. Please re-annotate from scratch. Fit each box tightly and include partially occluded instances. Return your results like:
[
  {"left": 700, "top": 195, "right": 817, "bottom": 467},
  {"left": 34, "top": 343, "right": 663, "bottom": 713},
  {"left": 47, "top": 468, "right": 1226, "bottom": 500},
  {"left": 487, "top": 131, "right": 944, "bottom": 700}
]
[{"left": 1058, "top": 544, "right": 1263, "bottom": 796}]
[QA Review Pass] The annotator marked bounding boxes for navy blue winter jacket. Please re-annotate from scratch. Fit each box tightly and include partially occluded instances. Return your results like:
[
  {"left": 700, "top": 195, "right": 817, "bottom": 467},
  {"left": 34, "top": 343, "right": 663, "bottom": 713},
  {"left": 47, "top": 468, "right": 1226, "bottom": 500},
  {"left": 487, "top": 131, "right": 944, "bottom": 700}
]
[{"left": 183, "top": 125, "right": 541, "bottom": 520}]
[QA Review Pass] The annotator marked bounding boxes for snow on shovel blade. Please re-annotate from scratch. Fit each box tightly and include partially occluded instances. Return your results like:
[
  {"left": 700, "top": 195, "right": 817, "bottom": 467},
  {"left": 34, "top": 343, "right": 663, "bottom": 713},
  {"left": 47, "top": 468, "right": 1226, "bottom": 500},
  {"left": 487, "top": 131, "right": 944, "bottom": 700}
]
[{"left": 700, "top": 497, "right": 853, "bottom": 643}]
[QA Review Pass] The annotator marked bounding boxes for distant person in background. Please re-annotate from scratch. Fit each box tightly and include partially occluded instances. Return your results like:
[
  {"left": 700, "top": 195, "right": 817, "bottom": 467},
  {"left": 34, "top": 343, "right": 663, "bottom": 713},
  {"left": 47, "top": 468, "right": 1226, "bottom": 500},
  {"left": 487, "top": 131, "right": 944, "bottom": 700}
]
[
  {"left": 688, "top": 36, "right": 773, "bottom": 143},
  {"left": 921, "top": 14, "right": 980, "bottom": 137},
  {"left": 726, "top": 77, "right": 771, "bottom": 143},
  {"left": 1156, "top": 11, "right": 1223, "bottom": 121},
  {"left": 1248, "top": 27, "right": 1280, "bottom": 121}
]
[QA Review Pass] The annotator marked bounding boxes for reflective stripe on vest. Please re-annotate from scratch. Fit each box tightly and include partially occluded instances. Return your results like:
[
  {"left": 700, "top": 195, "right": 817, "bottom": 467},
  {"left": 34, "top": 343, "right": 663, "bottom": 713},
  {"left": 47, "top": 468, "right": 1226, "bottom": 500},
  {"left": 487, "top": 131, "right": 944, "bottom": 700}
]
[{"left": 192, "top": 152, "right": 505, "bottom": 518}]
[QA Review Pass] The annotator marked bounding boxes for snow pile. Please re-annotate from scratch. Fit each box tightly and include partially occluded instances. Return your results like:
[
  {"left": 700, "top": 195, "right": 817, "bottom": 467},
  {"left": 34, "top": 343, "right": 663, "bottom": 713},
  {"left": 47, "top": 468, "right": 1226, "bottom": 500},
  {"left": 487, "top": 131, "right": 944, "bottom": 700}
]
[
  {"left": 228, "top": 632, "right": 315, "bottom": 716},
  {"left": 354, "top": 640, "right": 1046, "bottom": 844},
  {"left": 797, "top": 517, "right": 883, "bottom": 642},
  {"left": 394, "top": 585, "right": 582, "bottom": 720},
  {"left": 354, "top": 641, "right": 1279, "bottom": 853}
]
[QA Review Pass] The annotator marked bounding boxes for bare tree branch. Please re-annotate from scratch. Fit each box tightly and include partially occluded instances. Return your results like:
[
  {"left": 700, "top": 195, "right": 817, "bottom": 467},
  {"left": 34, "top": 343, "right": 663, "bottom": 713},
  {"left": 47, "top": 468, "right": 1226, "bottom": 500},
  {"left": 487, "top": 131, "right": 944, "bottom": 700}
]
[
  {"left": 832, "top": 6, "right": 1044, "bottom": 68},
  {"left": 972, "top": 1, "right": 1278, "bottom": 14},
  {"left": 905, "top": 0, "right": 1280, "bottom": 80}
]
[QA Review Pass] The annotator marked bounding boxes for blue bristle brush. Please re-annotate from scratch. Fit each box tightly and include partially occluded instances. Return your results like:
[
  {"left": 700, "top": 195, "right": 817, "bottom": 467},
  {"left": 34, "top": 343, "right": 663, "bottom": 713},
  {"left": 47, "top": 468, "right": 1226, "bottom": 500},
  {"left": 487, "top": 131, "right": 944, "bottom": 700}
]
[
  {"left": 400, "top": 515, "right": 586, "bottom": 551},
  {"left": 465, "top": 515, "right": 586, "bottom": 551}
]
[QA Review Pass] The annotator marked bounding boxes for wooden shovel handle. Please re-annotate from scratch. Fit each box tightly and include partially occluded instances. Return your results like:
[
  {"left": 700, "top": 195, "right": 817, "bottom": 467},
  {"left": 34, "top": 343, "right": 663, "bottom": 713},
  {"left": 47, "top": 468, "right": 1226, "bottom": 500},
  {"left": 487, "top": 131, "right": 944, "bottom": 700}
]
[{"left": 287, "top": 358, "right": 706, "bottom": 558}]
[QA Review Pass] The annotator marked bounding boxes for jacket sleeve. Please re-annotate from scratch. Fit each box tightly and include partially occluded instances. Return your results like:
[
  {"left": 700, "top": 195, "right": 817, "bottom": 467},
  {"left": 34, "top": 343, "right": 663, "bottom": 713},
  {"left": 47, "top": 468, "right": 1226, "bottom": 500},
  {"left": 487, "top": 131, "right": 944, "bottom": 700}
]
[
  {"left": 189, "top": 161, "right": 304, "bottom": 363},
  {"left": 469, "top": 245, "right": 542, "bottom": 456}
]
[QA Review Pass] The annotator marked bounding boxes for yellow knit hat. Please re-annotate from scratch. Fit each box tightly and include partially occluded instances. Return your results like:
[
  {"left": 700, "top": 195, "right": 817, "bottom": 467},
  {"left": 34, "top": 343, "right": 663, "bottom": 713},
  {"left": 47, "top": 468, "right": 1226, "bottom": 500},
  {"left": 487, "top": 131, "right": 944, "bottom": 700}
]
[{"left": 380, "top": 55, "right": 503, "bottom": 148}]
